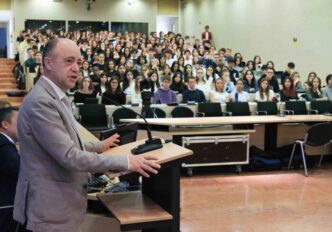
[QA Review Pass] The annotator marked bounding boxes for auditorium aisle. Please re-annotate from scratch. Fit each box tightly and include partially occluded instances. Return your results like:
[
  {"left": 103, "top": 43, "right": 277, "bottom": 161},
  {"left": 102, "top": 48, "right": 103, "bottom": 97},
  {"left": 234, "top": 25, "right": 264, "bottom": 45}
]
[{"left": 0, "top": 58, "right": 25, "bottom": 107}]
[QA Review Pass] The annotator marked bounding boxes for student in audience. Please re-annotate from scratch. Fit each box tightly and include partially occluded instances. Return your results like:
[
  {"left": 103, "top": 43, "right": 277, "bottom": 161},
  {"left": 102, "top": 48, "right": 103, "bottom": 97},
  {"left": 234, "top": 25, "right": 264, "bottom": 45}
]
[
  {"left": 196, "top": 67, "right": 209, "bottom": 94},
  {"left": 182, "top": 76, "right": 206, "bottom": 103},
  {"left": 304, "top": 71, "right": 317, "bottom": 89},
  {"left": 160, "top": 64, "right": 172, "bottom": 79},
  {"left": 281, "top": 62, "right": 295, "bottom": 82},
  {"left": 261, "top": 67, "right": 280, "bottom": 93},
  {"left": 253, "top": 55, "right": 262, "bottom": 73},
  {"left": 290, "top": 71, "right": 305, "bottom": 92},
  {"left": 279, "top": 76, "right": 299, "bottom": 101},
  {"left": 80, "top": 60, "right": 90, "bottom": 78},
  {"left": 243, "top": 70, "right": 258, "bottom": 93},
  {"left": 230, "top": 79, "right": 249, "bottom": 102},
  {"left": 32, "top": 63, "right": 44, "bottom": 84},
  {"left": 89, "top": 65, "right": 101, "bottom": 83},
  {"left": 102, "top": 76, "right": 126, "bottom": 105},
  {"left": 104, "top": 59, "right": 117, "bottom": 77},
  {"left": 322, "top": 74, "right": 332, "bottom": 101},
  {"left": 222, "top": 70, "right": 236, "bottom": 93},
  {"left": 96, "top": 53, "right": 106, "bottom": 71},
  {"left": 184, "top": 64, "right": 194, "bottom": 83},
  {"left": 246, "top": 60, "right": 254, "bottom": 71},
  {"left": 202, "top": 25, "right": 213, "bottom": 44},
  {"left": 74, "top": 76, "right": 98, "bottom": 104},
  {"left": 154, "top": 75, "right": 177, "bottom": 104},
  {"left": 177, "top": 57, "right": 185, "bottom": 73},
  {"left": 171, "top": 61, "right": 181, "bottom": 74},
  {"left": 205, "top": 65, "right": 219, "bottom": 90},
  {"left": 131, "top": 76, "right": 143, "bottom": 105},
  {"left": 305, "top": 76, "right": 325, "bottom": 101},
  {"left": 121, "top": 70, "right": 135, "bottom": 95},
  {"left": 255, "top": 78, "right": 275, "bottom": 102},
  {"left": 148, "top": 71, "right": 161, "bottom": 93},
  {"left": 94, "top": 73, "right": 108, "bottom": 96},
  {"left": 209, "top": 78, "right": 230, "bottom": 103},
  {"left": 170, "top": 72, "right": 188, "bottom": 94},
  {"left": 266, "top": 60, "right": 275, "bottom": 69},
  {"left": 234, "top": 56, "right": 244, "bottom": 73},
  {"left": 0, "top": 103, "right": 20, "bottom": 232},
  {"left": 226, "top": 58, "right": 239, "bottom": 84},
  {"left": 116, "top": 64, "right": 127, "bottom": 82},
  {"left": 24, "top": 48, "right": 36, "bottom": 73}
]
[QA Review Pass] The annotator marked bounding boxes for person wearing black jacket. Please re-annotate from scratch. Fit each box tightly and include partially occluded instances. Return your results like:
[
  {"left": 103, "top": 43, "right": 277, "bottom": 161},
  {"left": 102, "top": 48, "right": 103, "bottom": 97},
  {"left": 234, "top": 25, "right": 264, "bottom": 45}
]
[
  {"left": 170, "top": 72, "right": 188, "bottom": 94},
  {"left": 259, "top": 67, "right": 280, "bottom": 93},
  {"left": 0, "top": 104, "right": 20, "bottom": 232},
  {"left": 102, "top": 76, "right": 126, "bottom": 105}
]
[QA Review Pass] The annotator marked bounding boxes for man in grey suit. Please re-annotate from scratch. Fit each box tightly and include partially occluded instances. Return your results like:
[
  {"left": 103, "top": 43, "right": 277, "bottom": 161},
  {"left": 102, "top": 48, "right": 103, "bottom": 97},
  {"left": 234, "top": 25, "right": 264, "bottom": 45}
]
[{"left": 13, "top": 38, "right": 160, "bottom": 232}]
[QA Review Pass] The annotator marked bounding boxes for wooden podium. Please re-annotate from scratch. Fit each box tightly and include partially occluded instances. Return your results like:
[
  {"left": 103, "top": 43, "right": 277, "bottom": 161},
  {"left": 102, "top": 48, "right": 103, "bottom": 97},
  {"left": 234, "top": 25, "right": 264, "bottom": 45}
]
[{"left": 78, "top": 124, "right": 193, "bottom": 232}]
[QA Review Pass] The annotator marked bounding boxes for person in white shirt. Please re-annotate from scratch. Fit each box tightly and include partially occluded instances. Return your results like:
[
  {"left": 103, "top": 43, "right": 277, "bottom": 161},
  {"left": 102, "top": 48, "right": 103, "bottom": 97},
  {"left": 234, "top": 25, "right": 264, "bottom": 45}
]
[
  {"left": 230, "top": 79, "right": 249, "bottom": 102},
  {"left": 209, "top": 78, "right": 230, "bottom": 103},
  {"left": 255, "top": 77, "right": 275, "bottom": 102}
]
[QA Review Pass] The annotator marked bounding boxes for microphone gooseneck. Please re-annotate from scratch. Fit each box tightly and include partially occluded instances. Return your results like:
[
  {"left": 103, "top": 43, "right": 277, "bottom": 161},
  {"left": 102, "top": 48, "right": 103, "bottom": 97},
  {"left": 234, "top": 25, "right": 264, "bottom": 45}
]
[{"left": 101, "top": 95, "right": 163, "bottom": 154}]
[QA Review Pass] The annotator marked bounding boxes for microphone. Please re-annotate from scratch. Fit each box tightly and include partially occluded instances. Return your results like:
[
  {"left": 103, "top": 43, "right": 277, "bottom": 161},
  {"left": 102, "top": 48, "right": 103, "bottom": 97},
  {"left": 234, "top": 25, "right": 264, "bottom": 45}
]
[{"left": 101, "top": 95, "right": 163, "bottom": 154}]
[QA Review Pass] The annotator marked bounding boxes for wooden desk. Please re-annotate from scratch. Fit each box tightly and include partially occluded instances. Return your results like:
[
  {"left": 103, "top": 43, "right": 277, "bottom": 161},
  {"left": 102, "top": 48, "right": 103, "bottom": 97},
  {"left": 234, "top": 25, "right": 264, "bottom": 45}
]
[{"left": 121, "top": 115, "right": 332, "bottom": 151}]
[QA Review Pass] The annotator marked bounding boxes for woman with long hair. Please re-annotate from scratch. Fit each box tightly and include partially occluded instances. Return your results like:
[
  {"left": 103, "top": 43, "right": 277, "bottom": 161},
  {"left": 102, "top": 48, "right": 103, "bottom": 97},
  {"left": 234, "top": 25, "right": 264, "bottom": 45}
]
[
  {"left": 102, "top": 76, "right": 126, "bottom": 105},
  {"left": 305, "top": 76, "right": 325, "bottom": 101},
  {"left": 170, "top": 72, "right": 188, "bottom": 94},
  {"left": 243, "top": 70, "right": 258, "bottom": 93},
  {"left": 255, "top": 78, "right": 275, "bottom": 102},
  {"left": 279, "top": 76, "right": 298, "bottom": 101},
  {"left": 74, "top": 76, "right": 98, "bottom": 103},
  {"left": 209, "top": 78, "right": 229, "bottom": 103}
]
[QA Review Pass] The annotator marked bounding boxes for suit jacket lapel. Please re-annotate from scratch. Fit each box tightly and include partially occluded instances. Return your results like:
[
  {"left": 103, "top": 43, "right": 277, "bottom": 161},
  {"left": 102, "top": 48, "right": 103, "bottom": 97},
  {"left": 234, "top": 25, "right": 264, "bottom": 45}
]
[{"left": 37, "top": 78, "right": 85, "bottom": 149}]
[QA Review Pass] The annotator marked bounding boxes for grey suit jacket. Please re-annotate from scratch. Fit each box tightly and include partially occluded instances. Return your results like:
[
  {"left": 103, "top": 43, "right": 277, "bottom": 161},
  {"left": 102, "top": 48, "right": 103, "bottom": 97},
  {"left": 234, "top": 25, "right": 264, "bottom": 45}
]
[{"left": 14, "top": 77, "right": 128, "bottom": 232}]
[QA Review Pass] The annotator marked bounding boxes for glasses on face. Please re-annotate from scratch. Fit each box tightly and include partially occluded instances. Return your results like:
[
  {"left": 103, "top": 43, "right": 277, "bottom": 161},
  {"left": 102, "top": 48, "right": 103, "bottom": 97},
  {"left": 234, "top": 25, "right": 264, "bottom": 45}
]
[{"left": 267, "top": 71, "right": 274, "bottom": 74}]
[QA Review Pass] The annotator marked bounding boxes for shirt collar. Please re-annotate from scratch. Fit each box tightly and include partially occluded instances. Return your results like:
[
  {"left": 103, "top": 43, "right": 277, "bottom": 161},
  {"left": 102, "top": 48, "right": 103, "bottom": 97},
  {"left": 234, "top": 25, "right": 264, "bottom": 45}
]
[
  {"left": 41, "top": 75, "right": 67, "bottom": 100},
  {"left": 0, "top": 132, "right": 15, "bottom": 145}
]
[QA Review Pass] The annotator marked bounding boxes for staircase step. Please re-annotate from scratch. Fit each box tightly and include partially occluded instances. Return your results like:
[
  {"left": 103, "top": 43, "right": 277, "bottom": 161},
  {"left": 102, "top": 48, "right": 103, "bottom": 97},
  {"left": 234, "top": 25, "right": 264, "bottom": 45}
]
[
  {"left": 0, "top": 59, "right": 16, "bottom": 65},
  {"left": 0, "top": 73, "right": 14, "bottom": 78},
  {"left": 0, "top": 83, "right": 17, "bottom": 88},
  {"left": 0, "top": 89, "right": 27, "bottom": 96},
  {"left": 1, "top": 78, "right": 16, "bottom": 83},
  {"left": 0, "top": 96, "right": 25, "bottom": 102}
]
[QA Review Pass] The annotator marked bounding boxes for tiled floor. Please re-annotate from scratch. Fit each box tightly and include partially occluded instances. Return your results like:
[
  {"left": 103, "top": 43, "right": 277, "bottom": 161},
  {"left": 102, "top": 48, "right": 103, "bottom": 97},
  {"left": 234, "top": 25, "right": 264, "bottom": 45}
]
[{"left": 180, "top": 166, "right": 332, "bottom": 232}]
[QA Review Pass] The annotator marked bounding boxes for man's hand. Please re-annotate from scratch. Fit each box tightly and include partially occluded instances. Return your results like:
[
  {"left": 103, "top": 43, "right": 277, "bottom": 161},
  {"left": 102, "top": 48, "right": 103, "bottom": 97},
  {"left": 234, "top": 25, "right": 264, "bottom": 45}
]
[
  {"left": 101, "top": 133, "right": 120, "bottom": 152},
  {"left": 128, "top": 154, "right": 160, "bottom": 178}
]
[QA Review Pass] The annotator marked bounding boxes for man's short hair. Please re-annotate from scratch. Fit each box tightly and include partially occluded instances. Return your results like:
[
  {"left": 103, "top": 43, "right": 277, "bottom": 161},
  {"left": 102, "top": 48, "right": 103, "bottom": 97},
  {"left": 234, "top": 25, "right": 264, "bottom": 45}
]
[
  {"left": 326, "top": 74, "right": 332, "bottom": 84},
  {"left": 0, "top": 105, "right": 16, "bottom": 126},
  {"left": 287, "top": 62, "right": 295, "bottom": 69},
  {"left": 42, "top": 38, "right": 60, "bottom": 67}
]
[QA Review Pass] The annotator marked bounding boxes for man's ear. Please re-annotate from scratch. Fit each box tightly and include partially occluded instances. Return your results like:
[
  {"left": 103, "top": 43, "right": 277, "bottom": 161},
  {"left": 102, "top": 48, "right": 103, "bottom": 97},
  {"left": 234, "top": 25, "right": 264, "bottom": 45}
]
[
  {"left": 0, "top": 121, "right": 8, "bottom": 130},
  {"left": 43, "top": 57, "right": 52, "bottom": 71}
]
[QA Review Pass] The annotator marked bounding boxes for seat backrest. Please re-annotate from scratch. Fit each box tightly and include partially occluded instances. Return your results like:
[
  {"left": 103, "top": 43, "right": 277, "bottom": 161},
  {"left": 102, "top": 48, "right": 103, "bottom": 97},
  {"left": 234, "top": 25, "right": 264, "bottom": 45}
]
[
  {"left": 226, "top": 102, "right": 250, "bottom": 116},
  {"left": 305, "top": 122, "right": 332, "bottom": 147},
  {"left": 198, "top": 102, "right": 222, "bottom": 117},
  {"left": 145, "top": 107, "right": 166, "bottom": 118},
  {"left": 99, "top": 122, "right": 139, "bottom": 144},
  {"left": 285, "top": 101, "right": 308, "bottom": 115},
  {"left": 112, "top": 108, "right": 137, "bottom": 125},
  {"left": 79, "top": 104, "right": 108, "bottom": 127},
  {"left": 257, "top": 101, "right": 278, "bottom": 115},
  {"left": 310, "top": 100, "right": 332, "bottom": 114},
  {"left": 171, "top": 106, "right": 194, "bottom": 118},
  {"left": 84, "top": 98, "right": 99, "bottom": 104}
]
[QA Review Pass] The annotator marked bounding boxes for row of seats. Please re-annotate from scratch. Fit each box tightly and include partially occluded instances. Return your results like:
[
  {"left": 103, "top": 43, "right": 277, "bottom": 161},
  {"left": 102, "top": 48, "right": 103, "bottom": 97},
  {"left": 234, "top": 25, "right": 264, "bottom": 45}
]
[{"left": 76, "top": 100, "right": 332, "bottom": 131}]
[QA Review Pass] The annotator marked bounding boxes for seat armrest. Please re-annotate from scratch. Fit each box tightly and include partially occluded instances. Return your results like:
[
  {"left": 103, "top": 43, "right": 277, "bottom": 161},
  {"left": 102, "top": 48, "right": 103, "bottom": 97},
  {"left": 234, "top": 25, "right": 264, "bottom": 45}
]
[
  {"left": 256, "top": 111, "right": 267, "bottom": 115},
  {"left": 282, "top": 110, "right": 293, "bottom": 115},
  {"left": 196, "top": 112, "right": 205, "bottom": 117},
  {"left": 223, "top": 111, "right": 232, "bottom": 116},
  {"left": 308, "top": 109, "right": 318, "bottom": 115}
]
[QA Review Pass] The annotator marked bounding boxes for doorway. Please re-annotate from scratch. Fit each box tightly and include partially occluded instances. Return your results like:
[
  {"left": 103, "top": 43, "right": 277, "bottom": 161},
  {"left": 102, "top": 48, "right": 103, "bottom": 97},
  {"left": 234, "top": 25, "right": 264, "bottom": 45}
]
[
  {"left": 157, "top": 16, "right": 178, "bottom": 35},
  {"left": 0, "top": 26, "right": 7, "bottom": 58}
]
